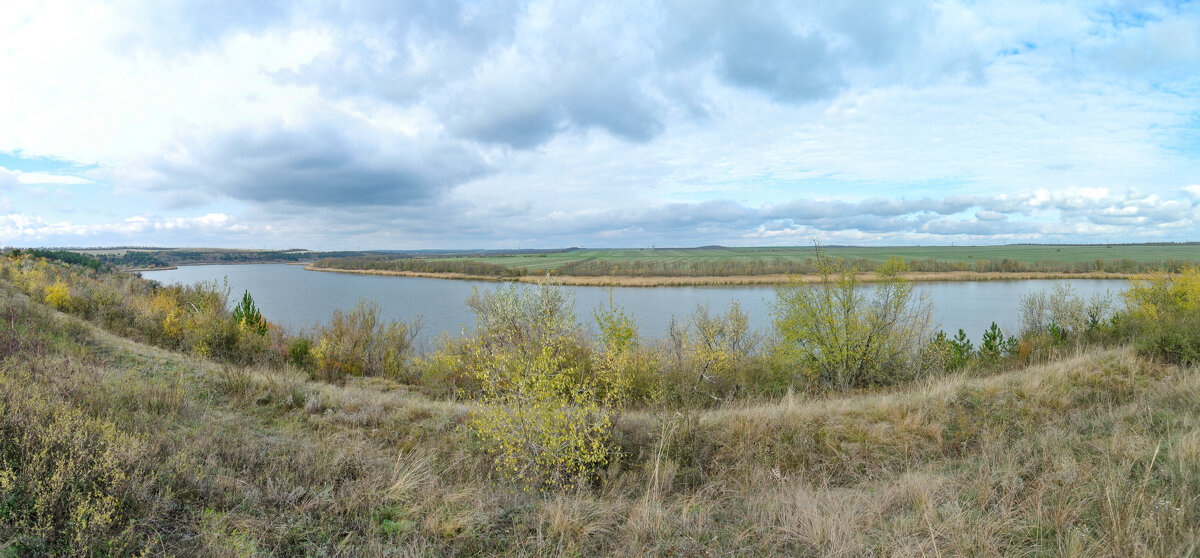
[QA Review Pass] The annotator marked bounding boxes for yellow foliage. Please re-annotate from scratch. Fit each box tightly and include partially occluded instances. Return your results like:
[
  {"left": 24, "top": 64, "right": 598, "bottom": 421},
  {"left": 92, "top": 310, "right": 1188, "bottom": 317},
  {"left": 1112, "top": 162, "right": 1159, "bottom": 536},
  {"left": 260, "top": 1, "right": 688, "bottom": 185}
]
[
  {"left": 1125, "top": 265, "right": 1200, "bottom": 320},
  {"left": 467, "top": 343, "right": 615, "bottom": 491},
  {"left": 44, "top": 281, "right": 72, "bottom": 310},
  {"left": 465, "top": 282, "right": 629, "bottom": 490},
  {"left": 162, "top": 308, "right": 183, "bottom": 341}
]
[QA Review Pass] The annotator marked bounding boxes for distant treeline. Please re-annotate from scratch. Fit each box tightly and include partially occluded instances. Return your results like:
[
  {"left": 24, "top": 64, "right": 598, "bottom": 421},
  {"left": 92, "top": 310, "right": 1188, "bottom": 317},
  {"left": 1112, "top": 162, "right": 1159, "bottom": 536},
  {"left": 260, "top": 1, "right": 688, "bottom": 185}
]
[
  {"left": 314, "top": 256, "right": 523, "bottom": 277},
  {"left": 6, "top": 249, "right": 111, "bottom": 271},
  {"left": 96, "top": 251, "right": 171, "bottom": 268},
  {"left": 97, "top": 249, "right": 378, "bottom": 269},
  {"left": 316, "top": 254, "right": 1200, "bottom": 278}
]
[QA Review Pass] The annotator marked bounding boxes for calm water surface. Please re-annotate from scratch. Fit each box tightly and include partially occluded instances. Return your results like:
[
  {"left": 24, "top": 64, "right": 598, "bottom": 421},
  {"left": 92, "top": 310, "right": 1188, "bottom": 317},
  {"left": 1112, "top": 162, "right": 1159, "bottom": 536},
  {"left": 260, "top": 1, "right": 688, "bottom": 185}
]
[{"left": 142, "top": 264, "right": 1128, "bottom": 349}]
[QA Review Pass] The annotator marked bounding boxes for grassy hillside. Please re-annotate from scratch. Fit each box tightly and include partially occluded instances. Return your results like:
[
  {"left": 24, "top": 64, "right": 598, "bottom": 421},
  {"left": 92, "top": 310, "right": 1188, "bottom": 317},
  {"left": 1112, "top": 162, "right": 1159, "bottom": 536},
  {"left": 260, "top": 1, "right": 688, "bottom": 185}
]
[{"left": 3, "top": 256, "right": 1200, "bottom": 554}]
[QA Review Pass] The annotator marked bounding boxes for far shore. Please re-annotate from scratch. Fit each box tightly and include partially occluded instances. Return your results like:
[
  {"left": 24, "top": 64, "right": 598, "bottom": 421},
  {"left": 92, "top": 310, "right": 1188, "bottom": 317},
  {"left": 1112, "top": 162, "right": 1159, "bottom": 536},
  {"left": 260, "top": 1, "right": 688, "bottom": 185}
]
[{"left": 303, "top": 265, "right": 1140, "bottom": 287}]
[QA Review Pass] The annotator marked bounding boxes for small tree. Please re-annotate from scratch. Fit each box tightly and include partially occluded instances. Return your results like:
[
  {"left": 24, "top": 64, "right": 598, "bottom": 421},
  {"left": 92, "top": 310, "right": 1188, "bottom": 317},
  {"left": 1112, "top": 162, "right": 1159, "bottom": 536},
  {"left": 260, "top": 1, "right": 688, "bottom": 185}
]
[
  {"left": 772, "top": 253, "right": 934, "bottom": 389},
  {"left": 231, "top": 290, "right": 267, "bottom": 336},
  {"left": 978, "top": 322, "right": 1008, "bottom": 362}
]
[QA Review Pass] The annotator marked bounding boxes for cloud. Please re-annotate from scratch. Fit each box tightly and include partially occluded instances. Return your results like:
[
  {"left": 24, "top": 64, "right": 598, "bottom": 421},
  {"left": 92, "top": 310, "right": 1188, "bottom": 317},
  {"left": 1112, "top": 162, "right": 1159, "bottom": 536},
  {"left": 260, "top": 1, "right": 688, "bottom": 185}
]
[
  {"left": 4, "top": 0, "right": 1200, "bottom": 248},
  {"left": 707, "top": 7, "right": 843, "bottom": 103},
  {"left": 0, "top": 212, "right": 246, "bottom": 243},
  {"left": 0, "top": 168, "right": 19, "bottom": 191},
  {"left": 424, "top": 187, "right": 1200, "bottom": 247},
  {"left": 15, "top": 172, "right": 93, "bottom": 185},
  {"left": 132, "top": 115, "right": 489, "bottom": 207}
]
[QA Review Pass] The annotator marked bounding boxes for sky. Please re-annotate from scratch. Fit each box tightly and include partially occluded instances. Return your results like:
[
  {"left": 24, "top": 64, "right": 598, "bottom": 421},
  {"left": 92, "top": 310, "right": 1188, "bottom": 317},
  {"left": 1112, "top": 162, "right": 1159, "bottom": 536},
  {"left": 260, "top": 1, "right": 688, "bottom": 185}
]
[{"left": 2, "top": 0, "right": 1200, "bottom": 250}]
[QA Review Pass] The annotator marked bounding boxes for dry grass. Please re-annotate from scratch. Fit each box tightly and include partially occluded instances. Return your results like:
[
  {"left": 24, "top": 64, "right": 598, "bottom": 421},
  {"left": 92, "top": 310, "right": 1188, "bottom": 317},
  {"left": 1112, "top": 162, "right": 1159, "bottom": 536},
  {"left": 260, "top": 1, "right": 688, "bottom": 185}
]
[
  {"left": 306, "top": 265, "right": 1139, "bottom": 287},
  {"left": 3, "top": 280, "right": 1199, "bottom": 556}
]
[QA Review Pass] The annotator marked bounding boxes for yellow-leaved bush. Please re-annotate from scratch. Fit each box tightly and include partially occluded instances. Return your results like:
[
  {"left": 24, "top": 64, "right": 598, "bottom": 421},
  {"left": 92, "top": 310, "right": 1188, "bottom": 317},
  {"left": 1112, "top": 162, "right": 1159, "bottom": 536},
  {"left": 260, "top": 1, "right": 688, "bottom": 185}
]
[
  {"left": 43, "top": 281, "right": 72, "bottom": 311},
  {"left": 1123, "top": 265, "right": 1200, "bottom": 364},
  {"left": 464, "top": 282, "right": 628, "bottom": 491}
]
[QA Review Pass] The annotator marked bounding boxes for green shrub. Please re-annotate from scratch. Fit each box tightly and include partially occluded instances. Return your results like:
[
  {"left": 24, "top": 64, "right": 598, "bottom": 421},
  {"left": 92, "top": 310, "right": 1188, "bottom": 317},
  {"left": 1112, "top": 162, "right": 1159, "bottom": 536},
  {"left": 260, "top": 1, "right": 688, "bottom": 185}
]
[
  {"left": 593, "top": 297, "right": 659, "bottom": 405},
  {"left": 286, "top": 336, "right": 314, "bottom": 369},
  {"left": 772, "top": 254, "right": 936, "bottom": 389}
]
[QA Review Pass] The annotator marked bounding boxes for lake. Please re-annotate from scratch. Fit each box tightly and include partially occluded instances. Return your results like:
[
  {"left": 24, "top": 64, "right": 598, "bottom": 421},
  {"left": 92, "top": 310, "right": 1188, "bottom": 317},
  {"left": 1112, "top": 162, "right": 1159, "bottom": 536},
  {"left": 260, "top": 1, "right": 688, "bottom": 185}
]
[{"left": 141, "top": 264, "right": 1128, "bottom": 349}]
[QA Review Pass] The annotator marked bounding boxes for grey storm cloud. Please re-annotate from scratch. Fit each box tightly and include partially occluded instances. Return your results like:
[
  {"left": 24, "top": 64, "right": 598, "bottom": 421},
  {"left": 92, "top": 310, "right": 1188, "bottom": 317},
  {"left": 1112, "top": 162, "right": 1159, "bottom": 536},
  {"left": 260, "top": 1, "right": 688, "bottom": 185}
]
[{"left": 143, "top": 119, "right": 488, "bottom": 207}]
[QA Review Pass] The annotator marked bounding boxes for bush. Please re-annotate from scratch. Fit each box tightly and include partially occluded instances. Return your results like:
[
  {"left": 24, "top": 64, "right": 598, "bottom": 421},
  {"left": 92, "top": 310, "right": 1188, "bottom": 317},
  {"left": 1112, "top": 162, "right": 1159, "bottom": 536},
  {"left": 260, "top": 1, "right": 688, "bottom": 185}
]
[
  {"left": 310, "top": 299, "right": 418, "bottom": 382},
  {"left": 0, "top": 373, "right": 169, "bottom": 555},
  {"left": 659, "top": 302, "right": 770, "bottom": 405},
  {"left": 1123, "top": 266, "right": 1200, "bottom": 364},
  {"left": 463, "top": 282, "right": 625, "bottom": 490},
  {"left": 286, "top": 336, "right": 314, "bottom": 369},
  {"left": 1018, "top": 282, "right": 1112, "bottom": 341},
  {"left": 593, "top": 297, "right": 659, "bottom": 405},
  {"left": 772, "top": 254, "right": 935, "bottom": 389}
]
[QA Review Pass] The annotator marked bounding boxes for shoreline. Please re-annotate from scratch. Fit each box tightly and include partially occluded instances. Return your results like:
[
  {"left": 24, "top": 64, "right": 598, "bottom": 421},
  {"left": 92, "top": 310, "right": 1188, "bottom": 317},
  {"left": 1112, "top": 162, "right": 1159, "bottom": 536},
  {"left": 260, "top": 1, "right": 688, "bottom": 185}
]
[{"left": 303, "top": 265, "right": 1140, "bottom": 287}]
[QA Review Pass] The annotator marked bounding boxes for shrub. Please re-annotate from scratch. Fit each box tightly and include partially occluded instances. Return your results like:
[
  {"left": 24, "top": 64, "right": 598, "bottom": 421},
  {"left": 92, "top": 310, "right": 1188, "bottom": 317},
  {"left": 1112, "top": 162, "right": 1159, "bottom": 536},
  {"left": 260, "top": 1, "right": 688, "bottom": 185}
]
[
  {"left": 660, "top": 302, "right": 767, "bottom": 404},
  {"left": 0, "top": 374, "right": 165, "bottom": 555},
  {"left": 593, "top": 297, "right": 658, "bottom": 405},
  {"left": 1018, "top": 282, "right": 1113, "bottom": 341},
  {"left": 286, "top": 336, "right": 314, "bottom": 369},
  {"left": 772, "top": 254, "right": 935, "bottom": 389},
  {"left": 467, "top": 344, "right": 615, "bottom": 490},
  {"left": 464, "top": 282, "right": 584, "bottom": 360},
  {"left": 43, "top": 281, "right": 72, "bottom": 311},
  {"left": 463, "top": 281, "right": 625, "bottom": 490},
  {"left": 1123, "top": 266, "right": 1200, "bottom": 364},
  {"left": 310, "top": 299, "right": 418, "bottom": 382}
]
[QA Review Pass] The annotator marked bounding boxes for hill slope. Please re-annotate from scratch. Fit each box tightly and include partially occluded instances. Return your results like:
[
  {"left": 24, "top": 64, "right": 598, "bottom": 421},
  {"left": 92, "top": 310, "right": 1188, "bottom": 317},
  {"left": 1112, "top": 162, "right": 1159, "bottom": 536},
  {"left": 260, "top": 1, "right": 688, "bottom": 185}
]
[{"left": 2, "top": 280, "right": 1198, "bottom": 555}]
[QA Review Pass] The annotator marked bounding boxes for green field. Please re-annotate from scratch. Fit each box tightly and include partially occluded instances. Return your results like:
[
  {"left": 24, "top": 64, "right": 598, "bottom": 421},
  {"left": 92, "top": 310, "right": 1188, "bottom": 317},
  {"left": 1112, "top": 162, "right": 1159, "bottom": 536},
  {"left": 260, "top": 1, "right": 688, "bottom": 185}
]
[{"left": 417, "top": 244, "right": 1200, "bottom": 275}]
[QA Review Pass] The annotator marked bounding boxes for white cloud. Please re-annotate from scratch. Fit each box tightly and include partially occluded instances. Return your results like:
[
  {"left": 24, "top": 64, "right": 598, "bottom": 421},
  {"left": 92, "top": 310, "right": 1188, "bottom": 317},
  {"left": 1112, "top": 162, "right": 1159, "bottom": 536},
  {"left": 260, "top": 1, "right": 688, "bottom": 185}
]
[
  {"left": 0, "top": 212, "right": 245, "bottom": 242},
  {"left": 14, "top": 172, "right": 93, "bottom": 185},
  {"left": 0, "top": 168, "right": 19, "bottom": 191}
]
